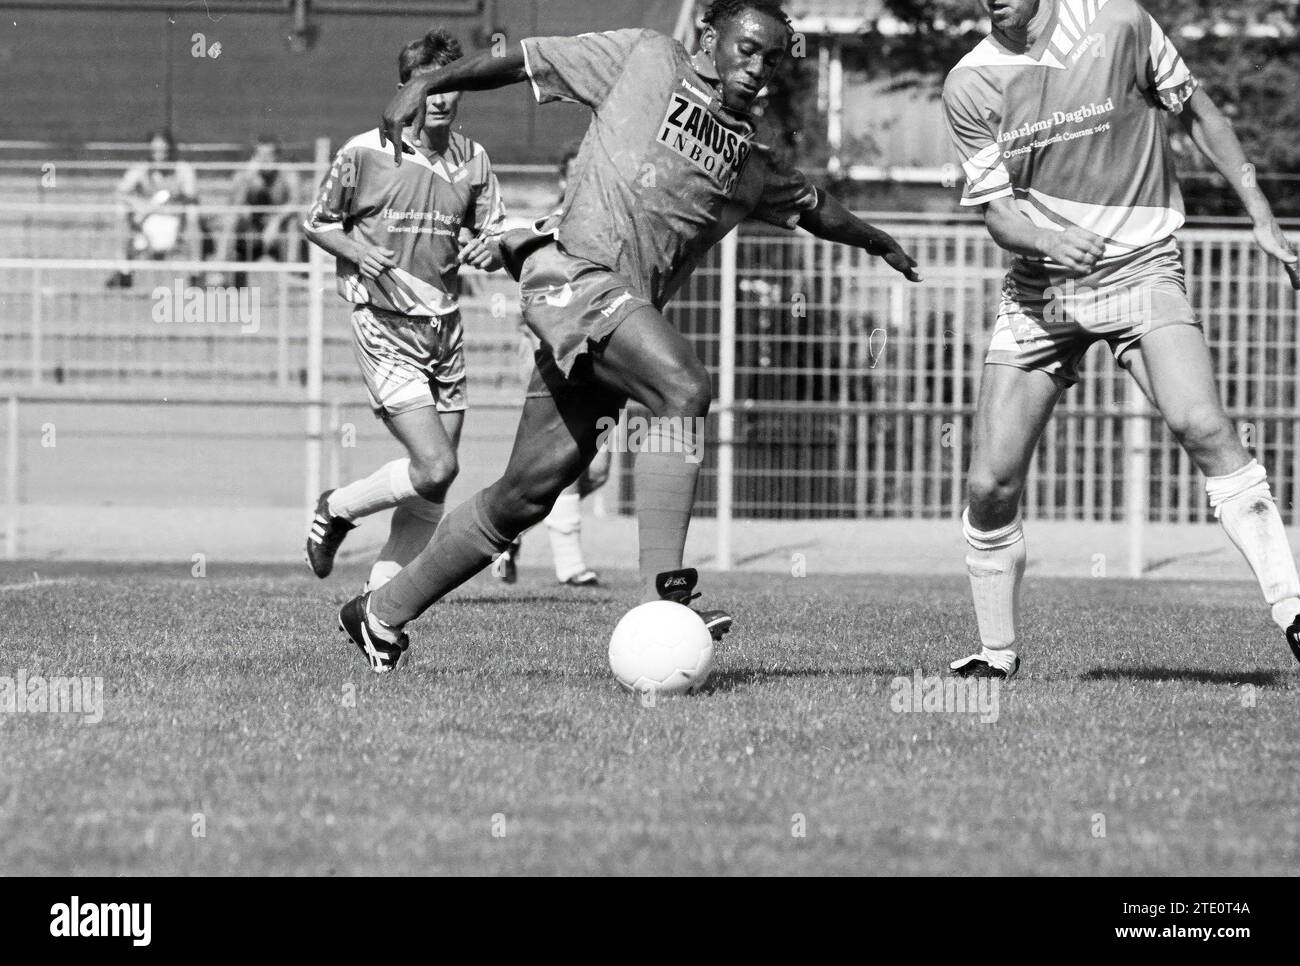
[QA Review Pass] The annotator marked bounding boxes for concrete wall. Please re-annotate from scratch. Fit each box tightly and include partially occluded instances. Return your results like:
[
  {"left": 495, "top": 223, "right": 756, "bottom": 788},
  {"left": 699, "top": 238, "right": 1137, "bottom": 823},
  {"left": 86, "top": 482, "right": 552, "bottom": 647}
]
[{"left": 0, "top": 1, "right": 684, "bottom": 161}]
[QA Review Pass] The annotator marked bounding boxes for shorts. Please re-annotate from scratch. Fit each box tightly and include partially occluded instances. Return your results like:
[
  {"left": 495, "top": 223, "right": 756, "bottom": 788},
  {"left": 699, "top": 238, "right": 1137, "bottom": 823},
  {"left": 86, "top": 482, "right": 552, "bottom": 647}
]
[
  {"left": 517, "top": 240, "right": 653, "bottom": 382},
  {"left": 350, "top": 304, "right": 466, "bottom": 417},
  {"left": 987, "top": 236, "right": 1201, "bottom": 385}
]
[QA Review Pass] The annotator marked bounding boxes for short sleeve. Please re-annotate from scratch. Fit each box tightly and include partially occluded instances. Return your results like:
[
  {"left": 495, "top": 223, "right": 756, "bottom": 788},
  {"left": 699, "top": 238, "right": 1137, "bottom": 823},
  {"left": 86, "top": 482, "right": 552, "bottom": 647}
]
[
  {"left": 942, "top": 73, "right": 1013, "bottom": 207},
  {"left": 749, "top": 155, "right": 820, "bottom": 230},
  {"left": 1141, "top": 12, "right": 1198, "bottom": 113},
  {"left": 471, "top": 153, "right": 507, "bottom": 236},
  {"left": 305, "top": 146, "right": 361, "bottom": 233},
  {"left": 520, "top": 29, "right": 651, "bottom": 109}
]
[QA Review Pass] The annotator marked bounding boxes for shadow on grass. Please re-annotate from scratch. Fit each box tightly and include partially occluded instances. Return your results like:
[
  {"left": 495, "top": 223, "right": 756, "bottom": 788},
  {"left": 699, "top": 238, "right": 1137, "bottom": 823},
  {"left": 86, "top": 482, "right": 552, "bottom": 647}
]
[
  {"left": 443, "top": 594, "right": 615, "bottom": 607},
  {"left": 1081, "top": 667, "right": 1285, "bottom": 686},
  {"left": 702, "top": 665, "right": 900, "bottom": 693}
]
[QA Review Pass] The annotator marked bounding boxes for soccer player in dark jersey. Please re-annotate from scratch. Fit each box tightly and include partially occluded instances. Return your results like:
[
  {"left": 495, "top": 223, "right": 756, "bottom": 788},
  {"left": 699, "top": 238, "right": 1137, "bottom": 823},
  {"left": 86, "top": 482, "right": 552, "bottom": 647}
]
[
  {"left": 335, "top": 0, "right": 922, "bottom": 672},
  {"left": 942, "top": 0, "right": 1300, "bottom": 678},
  {"left": 303, "top": 29, "right": 506, "bottom": 626},
  {"left": 491, "top": 141, "right": 612, "bottom": 588}
]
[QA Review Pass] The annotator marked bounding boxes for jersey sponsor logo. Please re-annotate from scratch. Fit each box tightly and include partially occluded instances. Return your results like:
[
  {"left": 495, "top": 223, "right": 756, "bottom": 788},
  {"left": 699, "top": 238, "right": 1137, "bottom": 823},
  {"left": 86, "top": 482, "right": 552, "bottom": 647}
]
[
  {"left": 656, "top": 91, "right": 753, "bottom": 193},
  {"left": 996, "top": 97, "right": 1116, "bottom": 144}
]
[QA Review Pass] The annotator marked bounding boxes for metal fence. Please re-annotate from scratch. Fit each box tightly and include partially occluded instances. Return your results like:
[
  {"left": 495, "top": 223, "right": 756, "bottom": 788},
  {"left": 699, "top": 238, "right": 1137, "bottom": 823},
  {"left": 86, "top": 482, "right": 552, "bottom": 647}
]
[
  {"left": 646, "top": 224, "right": 1300, "bottom": 532},
  {"left": 3, "top": 216, "right": 1299, "bottom": 567}
]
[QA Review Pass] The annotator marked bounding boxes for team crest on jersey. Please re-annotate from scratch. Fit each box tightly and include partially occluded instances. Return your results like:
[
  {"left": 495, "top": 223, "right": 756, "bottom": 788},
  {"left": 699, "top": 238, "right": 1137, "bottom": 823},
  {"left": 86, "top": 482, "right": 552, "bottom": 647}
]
[{"left": 656, "top": 88, "right": 753, "bottom": 194}]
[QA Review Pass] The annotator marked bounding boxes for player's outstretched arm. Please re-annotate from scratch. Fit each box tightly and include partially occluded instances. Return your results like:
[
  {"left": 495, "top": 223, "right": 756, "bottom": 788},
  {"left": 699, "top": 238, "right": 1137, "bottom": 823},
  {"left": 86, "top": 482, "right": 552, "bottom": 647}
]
[
  {"left": 380, "top": 49, "right": 528, "bottom": 165},
  {"left": 798, "top": 192, "right": 923, "bottom": 283},
  {"left": 1178, "top": 87, "right": 1299, "bottom": 288}
]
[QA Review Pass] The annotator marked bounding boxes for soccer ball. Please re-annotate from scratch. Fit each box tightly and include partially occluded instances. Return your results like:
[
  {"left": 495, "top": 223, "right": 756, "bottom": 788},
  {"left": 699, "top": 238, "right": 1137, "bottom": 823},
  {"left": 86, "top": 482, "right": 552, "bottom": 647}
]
[{"left": 608, "top": 600, "right": 714, "bottom": 696}]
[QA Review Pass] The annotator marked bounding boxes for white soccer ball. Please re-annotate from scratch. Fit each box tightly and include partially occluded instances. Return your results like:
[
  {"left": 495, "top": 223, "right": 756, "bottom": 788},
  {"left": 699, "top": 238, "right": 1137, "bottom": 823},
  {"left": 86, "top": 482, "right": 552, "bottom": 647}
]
[{"left": 608, "top": 600, "right": 715, "bottom": 696}]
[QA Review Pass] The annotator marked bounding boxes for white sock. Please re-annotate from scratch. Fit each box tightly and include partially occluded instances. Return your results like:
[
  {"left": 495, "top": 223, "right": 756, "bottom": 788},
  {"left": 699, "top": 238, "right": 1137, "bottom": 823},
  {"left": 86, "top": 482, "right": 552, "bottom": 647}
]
[
  {"left": 964, "top": 508, "right": 1026, "bottom": 668},
  {"left": 367, "top": 499, "right": 444, "bottom": 591},
  {"left": 1207, "top": 460, "right": 1300, "bottom": 631},
  {"left": 364, "top": 595, "right": 402, "bottom": 643},
  {"left": 328, "top": 459, "right": 417, "bottom": 522},
  {"left": 545, "top": 492, "right": 587, "bottom": 581}
]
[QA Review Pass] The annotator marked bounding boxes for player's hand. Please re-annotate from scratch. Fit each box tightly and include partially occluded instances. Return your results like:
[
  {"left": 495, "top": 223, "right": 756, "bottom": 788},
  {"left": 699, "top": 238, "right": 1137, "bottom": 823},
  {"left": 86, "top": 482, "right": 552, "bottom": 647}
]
[
  {"left": 883, "top": 244, "right": 922, "bottom": 283},
  {"left": 458, "top": 233, "right": 502, "bottom": 272},
  {"left": 379, "top": 82, "right": 428, "bottom": 166},
  {"left": 1253, "top": 218, "right": 1300, "bottom": 290},
  {"left": 872, "top": 233, "right": 922, "bottom": 283},
  {"left": 1043, "top": 226, "right": 1105, "bottom": 276},
  {"left": 357, "top": 245, "right": 396, "bottom": 280}
]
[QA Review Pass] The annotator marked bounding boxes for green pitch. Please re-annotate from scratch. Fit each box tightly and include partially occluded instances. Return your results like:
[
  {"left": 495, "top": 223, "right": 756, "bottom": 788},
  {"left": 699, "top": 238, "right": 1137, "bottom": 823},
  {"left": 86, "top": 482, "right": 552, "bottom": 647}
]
[{"left": 1, "top": 562, "right": 1295, "bottom": 875}]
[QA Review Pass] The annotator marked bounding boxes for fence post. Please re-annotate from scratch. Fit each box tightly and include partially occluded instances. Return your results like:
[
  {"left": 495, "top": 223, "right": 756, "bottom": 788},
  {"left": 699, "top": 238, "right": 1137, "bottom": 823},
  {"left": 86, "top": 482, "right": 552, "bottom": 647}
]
[
  {"left": 30, "top": 265, "right": 41, "bottom": 385},
  {"left": 6, "top": 394, "right": 18, "bottom": 560},
  {"left": 716, "top": 229, "right": 738, "bottom": 572},
  {"left": 304, "top": 172, "right": 327, "bottom": 518},
  {"left": 277, "top": 269, "right": 289, "bottom": 388},
  {"left": 327, "top": 401, "right": 341, "bottom": 491},
  {"left": 1125, "top": 378, "right": 1149, "bottom": 578}
]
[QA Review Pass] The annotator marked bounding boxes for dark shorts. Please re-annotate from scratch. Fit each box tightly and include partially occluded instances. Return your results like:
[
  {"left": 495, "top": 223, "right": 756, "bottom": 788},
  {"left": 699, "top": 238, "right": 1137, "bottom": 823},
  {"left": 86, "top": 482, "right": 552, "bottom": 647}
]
[
  {"left": 517, "top": 239, "right": 654, "bottom": 381},
  {"left": 988, "top": 237, "right": 1202, "bottom": 385}
]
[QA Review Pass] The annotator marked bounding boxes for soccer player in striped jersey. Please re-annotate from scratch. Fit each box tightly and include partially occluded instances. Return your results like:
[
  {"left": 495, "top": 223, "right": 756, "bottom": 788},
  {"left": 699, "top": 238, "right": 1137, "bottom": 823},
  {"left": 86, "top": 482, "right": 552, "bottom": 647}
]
[
  {"left": 943, "top": 0, "right": 1300, "bottom": 678},
  {"left": 303, "top": 29, "right": 506, "bottom": 639},
  {"left": 337, "top": 0, "right": 921, "bottom": 672}
]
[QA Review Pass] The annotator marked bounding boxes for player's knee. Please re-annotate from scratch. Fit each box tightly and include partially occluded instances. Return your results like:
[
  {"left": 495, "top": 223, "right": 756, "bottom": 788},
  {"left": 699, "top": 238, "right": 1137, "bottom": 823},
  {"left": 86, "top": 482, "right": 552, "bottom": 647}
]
[
  {"left": 409, "top": 454, "right": 458, "bottom": 500},
  {"left": 1167, "top": 403, "right": 1233, "bottom": 453},
  {"left": 967, "top": 469, "right": 1024, "bottom": 516},
  {"left": 656, "top": 364, "right": 712, "bottom": 418},
  {"left": 495, "top": 462, "right": 573, "bottom": 528}
]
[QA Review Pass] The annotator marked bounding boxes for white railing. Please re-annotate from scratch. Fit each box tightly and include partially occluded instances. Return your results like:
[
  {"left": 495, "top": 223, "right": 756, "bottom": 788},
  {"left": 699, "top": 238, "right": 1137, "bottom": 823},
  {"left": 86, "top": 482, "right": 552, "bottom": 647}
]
[{"left": 3, "top": 219, "right": 1299, "bottom": 572}]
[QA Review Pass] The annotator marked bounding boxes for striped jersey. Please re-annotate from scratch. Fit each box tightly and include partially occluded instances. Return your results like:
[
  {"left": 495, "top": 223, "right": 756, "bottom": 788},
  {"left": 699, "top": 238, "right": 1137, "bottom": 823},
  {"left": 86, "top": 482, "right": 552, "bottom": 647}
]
[
  {"left": 942, "top": 0, "right": 1198, "bottom": 263},
  {"left": 520, "top": 28, "right": 820, "bottom": 309},
  {"left": 305, "top": 129, "right": 506, "bottom": 316}
]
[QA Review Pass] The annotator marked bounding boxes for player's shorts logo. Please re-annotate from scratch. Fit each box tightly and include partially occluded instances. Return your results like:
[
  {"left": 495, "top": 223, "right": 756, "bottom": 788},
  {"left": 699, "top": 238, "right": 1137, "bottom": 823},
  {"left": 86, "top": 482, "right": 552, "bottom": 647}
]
[
  {"left": 543, "top": 282, "right": 575, "bottom": 308},
  {"left": 599, "top": 291, "right": 634, "bottom": 319}
]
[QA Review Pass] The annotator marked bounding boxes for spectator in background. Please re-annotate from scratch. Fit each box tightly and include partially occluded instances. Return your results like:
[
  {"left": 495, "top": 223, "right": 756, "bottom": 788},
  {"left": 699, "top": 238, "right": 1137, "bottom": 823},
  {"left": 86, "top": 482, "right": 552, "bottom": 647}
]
[
  {"left": 218, "top": 136, "right": 299, "bottom": 285},
  {"left": 107, "top": 129, "right": 200, "bottom": 288}
]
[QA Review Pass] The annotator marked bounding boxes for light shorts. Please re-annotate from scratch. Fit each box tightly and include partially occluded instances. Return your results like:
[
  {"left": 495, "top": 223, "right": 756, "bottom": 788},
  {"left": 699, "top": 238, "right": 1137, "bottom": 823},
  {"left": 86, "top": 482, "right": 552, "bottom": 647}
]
[
  {"left": 350, "top": 304, "right": 466, "bottom": 417},
  {"left": 987, "top": 236, "right": 1202, "bottom": 385}
]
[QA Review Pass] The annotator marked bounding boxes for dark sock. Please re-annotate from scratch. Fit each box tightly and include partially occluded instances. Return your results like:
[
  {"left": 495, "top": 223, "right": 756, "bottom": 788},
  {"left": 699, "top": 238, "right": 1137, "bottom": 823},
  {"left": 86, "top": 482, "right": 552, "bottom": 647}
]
[
  {"left": 370, "top": 491, "right": 512, "bottom": 626},
  {"left": 635, "top": 418, "right": 702, "bottom": 598}
]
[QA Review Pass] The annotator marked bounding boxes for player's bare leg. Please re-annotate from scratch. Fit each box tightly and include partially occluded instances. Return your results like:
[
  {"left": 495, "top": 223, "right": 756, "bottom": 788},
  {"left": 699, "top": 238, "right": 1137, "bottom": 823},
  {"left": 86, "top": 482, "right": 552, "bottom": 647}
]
[
  {"left": 362, "top": 369, "right": 619, "bottom": 645},
  {"left": 1122, "top": 326, "right": 1300, "bottom": 659},
  {"left": 953, "top": 363, "right": 1065, "bottom": 679},
  {"left": 307, "top": 405, "right": 460, "bottom": 581},
  {"left": 365, "top": 407, "right": 463, "bottom": 591}
]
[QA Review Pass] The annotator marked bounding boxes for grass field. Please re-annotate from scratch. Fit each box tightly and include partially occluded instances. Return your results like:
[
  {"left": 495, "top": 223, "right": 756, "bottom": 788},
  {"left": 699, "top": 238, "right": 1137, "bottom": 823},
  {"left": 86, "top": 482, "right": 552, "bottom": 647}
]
[{"left": 1, "top": 560, "right": 1297, "bottom": 876}]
